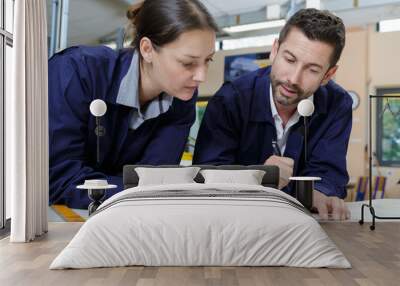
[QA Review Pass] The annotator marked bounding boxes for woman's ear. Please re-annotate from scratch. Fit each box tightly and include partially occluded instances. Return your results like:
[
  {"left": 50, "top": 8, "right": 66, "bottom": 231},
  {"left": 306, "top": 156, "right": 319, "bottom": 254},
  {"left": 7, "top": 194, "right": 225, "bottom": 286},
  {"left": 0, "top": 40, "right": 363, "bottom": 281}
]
[{"left": 139, "top": 37, "right": 154, "bottom": 63}]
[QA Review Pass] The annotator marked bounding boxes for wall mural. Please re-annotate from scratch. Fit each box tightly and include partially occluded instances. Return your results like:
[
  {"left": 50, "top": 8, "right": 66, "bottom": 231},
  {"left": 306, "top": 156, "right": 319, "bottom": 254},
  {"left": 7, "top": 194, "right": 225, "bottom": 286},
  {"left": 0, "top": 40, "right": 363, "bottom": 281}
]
[{"left": 224, "top": 52, "right": 270, "bottom": 82}]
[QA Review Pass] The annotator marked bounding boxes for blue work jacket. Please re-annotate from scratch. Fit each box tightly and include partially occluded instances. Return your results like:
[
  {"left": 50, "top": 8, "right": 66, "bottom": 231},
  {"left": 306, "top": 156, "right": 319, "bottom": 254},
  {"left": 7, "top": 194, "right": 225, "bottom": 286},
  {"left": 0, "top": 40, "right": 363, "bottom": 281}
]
[
  {"left": 193, "top": 67, "right": 352, "bottom": 198},
  {"left": 49, "top": 46, "right": 196, "bottom": 208}
]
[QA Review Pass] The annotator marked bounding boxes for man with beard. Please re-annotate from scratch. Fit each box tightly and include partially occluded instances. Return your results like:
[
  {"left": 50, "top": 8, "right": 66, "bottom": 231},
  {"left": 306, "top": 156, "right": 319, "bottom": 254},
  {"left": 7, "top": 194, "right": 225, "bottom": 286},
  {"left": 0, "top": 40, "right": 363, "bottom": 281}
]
[{"left": 193, "top": 8, "right": 352, "bottom": 220}]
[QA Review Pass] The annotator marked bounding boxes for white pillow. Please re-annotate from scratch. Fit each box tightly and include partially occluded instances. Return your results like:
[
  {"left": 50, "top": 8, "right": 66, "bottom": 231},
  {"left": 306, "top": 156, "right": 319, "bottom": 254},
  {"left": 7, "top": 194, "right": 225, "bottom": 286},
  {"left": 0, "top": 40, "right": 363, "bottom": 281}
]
[
  {"left": 135, "top": 167, "right": 200, "bottom": 186},
  {"left": 200, "top": 169, "right": 266, "bottom": 185}
]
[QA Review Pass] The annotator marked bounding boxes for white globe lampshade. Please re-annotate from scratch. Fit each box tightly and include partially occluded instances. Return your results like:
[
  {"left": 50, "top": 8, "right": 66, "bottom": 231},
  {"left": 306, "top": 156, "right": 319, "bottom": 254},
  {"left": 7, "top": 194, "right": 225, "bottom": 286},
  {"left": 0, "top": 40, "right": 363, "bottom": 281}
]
[
  {"left": 89, "top": 99, "right": 107, "bottom": 117},
  {"left": 297, "top": 99, "right": 314, "bottom": 117}
]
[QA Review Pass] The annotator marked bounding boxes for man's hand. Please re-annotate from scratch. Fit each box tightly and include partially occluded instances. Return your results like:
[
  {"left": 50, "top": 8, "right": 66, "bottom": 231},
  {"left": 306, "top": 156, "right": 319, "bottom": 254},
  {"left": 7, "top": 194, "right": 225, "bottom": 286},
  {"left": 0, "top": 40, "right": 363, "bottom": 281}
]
[
  {"left": 312, "top": 190, "right": 350, "bottom": 220},
  {"left": 264, "top": 155, "right": 294, "bottom": 189}
]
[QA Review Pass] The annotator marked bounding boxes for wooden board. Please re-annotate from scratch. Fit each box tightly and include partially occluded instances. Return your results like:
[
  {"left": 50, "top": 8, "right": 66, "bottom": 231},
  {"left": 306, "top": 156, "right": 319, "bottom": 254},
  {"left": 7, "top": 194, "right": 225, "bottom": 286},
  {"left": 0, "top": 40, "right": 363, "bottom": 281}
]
[{"left": 0, "top": 222, "right": 399, "bottom": 286}]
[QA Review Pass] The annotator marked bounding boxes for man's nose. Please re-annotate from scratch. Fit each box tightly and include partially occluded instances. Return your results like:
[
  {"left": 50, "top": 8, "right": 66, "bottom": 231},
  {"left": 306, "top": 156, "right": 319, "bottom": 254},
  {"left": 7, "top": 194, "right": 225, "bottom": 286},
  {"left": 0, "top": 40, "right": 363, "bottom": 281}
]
[{"left": 289, "top": 66, "right": 302, "bottom": 86}]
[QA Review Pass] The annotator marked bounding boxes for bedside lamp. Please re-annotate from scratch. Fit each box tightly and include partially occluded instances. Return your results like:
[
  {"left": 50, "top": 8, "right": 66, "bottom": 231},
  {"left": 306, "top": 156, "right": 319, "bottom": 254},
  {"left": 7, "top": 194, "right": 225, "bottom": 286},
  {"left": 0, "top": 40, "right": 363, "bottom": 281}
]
[
  {"left": 297, "top": 99, "right": 314, "bottom": 163},
  {"left": 290, "top": 99, "right": 319, "bottom": 211},
  {"left": 77, "top": 99, "right": 116, "bottom": 215},
  {"left": 90, "top": 99, "right": 107, "bottom": 165}
]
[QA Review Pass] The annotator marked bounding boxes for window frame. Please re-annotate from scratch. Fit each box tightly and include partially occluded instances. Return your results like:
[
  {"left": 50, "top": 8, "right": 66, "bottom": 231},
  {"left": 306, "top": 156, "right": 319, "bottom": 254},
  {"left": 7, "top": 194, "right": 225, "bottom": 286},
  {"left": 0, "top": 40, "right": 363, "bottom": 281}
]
[{"left": 0, "top": 0, "right": 13, "bottom": 231}]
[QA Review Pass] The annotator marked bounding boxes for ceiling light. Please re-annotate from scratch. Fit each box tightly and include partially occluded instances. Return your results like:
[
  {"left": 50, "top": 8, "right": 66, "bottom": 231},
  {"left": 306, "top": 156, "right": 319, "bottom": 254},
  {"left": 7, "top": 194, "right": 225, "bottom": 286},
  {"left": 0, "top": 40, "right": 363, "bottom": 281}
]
[
  {"left": 222, "top": 34, "right": 279, "bottom": 50},
  {"left": 223, "top": 19, "right": 286, "bottom": 33},
  {"left": 379, "top": 18, "right": 400, "bottom": 33}
]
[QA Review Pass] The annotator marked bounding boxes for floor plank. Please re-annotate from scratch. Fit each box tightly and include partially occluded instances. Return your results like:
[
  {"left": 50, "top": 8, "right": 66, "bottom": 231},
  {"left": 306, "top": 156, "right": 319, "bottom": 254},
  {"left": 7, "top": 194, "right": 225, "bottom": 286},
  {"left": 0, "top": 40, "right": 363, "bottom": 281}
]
[{"left": 0, "top": 222, "right": 399, "bottom": 286}]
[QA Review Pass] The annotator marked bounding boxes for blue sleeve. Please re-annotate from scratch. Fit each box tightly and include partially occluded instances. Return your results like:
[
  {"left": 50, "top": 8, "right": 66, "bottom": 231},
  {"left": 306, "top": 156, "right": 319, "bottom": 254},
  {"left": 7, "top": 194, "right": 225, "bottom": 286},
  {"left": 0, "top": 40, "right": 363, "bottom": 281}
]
[
  {"left": 137, "top": 93, "right": 197, "bottom": 164},
  {"left": 305, "top": 96, "right": 352, "bottom": 199},
  {"left": 193, "top": 84, "right": 241, "bottom": 164},
  {"left": 48, "top": 51, "right": 122, "bottom": 209}
]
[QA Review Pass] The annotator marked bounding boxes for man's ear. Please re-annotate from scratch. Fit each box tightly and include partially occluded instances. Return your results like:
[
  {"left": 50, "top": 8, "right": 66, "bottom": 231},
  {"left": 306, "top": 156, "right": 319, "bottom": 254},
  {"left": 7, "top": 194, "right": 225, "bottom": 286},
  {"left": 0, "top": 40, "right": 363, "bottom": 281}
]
[
  {"left": 269, "top": 39, "right": 280, "bottom": 62},
  {"left": 321, "top": 65, "right": 338, "bottom": 85},
  {"left": 139, "top": 37, "right": 154, "bottom": 63}
]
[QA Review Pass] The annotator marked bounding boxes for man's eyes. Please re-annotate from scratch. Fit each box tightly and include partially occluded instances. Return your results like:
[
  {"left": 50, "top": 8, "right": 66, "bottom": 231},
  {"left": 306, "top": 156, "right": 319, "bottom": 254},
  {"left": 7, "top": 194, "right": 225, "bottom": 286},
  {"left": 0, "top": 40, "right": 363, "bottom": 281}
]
[
  {"left": 181, "top": 61, "right": 195, "bottom": 67},
  {"left": 285, "top": 57, "right": 295, "bottom": 63}
]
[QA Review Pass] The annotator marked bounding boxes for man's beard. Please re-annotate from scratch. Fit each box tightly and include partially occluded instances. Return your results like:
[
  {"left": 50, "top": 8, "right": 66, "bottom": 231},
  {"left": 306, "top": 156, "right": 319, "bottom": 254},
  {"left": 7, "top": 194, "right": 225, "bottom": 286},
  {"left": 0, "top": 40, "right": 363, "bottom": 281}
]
[{"left": 270, "top": 73, "right": 309, "bottom": 107}]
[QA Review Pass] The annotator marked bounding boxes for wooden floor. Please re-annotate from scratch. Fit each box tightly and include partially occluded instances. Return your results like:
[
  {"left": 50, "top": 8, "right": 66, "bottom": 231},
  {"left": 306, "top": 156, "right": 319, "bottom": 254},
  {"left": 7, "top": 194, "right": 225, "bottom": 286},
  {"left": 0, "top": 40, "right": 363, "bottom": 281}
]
[{"left": 0, "top": 222, "right": 399, "bottom": 286}]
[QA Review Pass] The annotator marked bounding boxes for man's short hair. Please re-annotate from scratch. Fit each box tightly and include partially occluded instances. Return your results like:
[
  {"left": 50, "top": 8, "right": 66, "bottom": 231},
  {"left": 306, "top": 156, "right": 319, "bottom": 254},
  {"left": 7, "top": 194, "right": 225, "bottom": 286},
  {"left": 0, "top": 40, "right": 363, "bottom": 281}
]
[{"left": 278, "top": 8, "right": 345, "bottom": 67}]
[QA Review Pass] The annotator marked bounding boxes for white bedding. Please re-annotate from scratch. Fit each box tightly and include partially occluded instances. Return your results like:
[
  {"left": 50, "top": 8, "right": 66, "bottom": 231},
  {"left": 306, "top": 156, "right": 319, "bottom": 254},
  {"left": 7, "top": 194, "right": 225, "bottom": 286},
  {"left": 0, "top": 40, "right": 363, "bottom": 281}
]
[{"left": 50, "top": 183, "right": 351, "bottom": 269}]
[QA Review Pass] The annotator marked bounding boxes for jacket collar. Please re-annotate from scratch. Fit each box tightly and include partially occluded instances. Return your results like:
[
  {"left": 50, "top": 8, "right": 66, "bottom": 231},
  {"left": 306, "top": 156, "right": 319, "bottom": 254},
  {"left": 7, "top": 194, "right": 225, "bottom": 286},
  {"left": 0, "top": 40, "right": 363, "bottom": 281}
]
[{"left": 250, "top": 67, "right": 273, "bottom": 123}]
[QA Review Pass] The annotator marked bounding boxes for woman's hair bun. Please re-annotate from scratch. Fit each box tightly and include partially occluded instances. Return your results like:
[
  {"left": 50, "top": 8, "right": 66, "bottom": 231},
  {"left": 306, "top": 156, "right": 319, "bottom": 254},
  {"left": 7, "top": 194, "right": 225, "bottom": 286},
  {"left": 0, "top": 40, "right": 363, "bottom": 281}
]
[
  {"left": 126, "top": 0, "right": 218, "bottom": 49},
  {"left": 126, "top": 2, "right": 143, "bottom": 21}
]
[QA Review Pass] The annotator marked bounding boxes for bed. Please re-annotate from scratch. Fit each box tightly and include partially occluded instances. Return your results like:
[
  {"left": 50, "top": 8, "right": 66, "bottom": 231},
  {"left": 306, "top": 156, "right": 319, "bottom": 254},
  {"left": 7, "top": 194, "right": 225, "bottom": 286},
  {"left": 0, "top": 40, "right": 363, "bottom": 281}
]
[{"left": 50, "top": 165, "right": 350, "bottom": 269}]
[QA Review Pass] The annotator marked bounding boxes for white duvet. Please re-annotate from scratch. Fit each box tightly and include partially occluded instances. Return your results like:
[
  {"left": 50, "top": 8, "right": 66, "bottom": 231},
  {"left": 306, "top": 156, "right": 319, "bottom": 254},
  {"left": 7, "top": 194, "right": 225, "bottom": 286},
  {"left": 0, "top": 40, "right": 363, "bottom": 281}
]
[{"left": 50, "top": 183, "right": 351, "bottom": 269}]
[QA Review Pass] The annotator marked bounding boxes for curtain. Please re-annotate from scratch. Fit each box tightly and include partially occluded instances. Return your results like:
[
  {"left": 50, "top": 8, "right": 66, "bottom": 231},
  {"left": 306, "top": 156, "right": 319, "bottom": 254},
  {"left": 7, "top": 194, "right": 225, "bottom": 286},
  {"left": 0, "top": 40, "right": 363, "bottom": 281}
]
[{"left": 8, "top": 0, "right": 48, "bottom": 242}]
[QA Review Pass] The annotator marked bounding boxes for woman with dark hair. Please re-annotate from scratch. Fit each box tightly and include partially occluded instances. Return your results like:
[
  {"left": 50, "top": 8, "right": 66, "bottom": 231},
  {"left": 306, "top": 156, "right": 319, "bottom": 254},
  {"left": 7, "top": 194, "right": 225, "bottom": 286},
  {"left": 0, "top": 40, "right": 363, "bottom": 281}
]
[{"left": 49, "top": 0, "right": 218, "bottom": 209}]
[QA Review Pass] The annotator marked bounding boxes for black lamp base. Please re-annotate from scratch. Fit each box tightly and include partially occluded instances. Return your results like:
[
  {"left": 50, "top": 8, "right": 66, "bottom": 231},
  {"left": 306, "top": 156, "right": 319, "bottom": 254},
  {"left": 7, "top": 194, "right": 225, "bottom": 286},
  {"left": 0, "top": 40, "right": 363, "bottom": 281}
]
[
  {"left": 88, "top": 189, "right": 106, "bottom": 215},
  {"left": 294, "top": 181, "right": 313, "bottom": 210}
]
